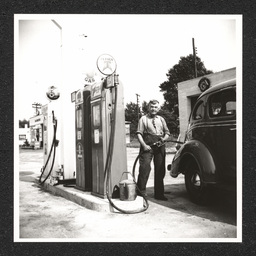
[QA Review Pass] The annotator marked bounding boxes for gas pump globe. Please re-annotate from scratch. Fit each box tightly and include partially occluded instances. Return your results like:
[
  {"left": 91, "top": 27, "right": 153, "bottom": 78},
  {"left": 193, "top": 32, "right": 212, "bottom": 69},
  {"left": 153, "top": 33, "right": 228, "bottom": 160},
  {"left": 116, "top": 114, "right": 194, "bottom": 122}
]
[
  {"left": 46, "top": 85, "right": 60, "bottom": 100},
  {"left": 96, "top": 54, "right": 117, "bottom": 76}
]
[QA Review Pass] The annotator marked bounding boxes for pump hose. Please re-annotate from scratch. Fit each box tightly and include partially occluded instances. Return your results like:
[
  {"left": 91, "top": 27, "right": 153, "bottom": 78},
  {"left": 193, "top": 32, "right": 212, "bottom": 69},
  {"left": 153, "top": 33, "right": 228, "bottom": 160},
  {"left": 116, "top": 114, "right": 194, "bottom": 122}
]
[
  {"left": 132, "top": 154, "right": 140, "bottom": 179},
  {"left": 39, "top": 111, "right": 57, "bottom": 185},
  {"left": 132, "top": 141, "right": 166, "bottom": 187},
  {"left": 132, "top": 138, "right": 184, "bottom": 178},
  {"left": 105, "top": 84, "right": 149, "bottom": 214}
]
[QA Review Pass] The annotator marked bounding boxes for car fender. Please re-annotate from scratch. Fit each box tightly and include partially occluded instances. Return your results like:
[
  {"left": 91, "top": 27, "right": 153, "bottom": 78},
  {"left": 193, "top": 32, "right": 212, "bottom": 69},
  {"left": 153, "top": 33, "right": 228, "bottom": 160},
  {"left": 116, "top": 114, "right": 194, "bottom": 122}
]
[{"left": 170, "top": 140, "right": 217, "bottom": 183}]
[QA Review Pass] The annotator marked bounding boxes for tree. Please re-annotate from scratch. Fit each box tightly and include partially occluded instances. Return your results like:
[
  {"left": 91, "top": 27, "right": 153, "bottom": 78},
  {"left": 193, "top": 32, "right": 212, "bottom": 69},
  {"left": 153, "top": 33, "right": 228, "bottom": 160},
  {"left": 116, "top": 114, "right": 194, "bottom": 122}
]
[
  {"left": 158, "top": 103, "right": 179, "bottom": 136},
  {"left": 19, "top": 119, "right": 29, "bottom": 128},
  {"left": 141, "top": 101, "right": 148, "bottom": 115},
  {"left": 125, "top": 102, "right": 140, "bottom": 138},
  {"left": 159, "top": 54, "right": 212, "bottom": 113}
]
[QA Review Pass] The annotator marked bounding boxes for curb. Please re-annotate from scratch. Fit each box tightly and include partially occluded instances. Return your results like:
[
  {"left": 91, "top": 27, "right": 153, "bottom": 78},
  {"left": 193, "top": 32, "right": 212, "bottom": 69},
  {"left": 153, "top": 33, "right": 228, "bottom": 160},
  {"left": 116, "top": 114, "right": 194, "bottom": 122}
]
[
  {"left": 35, "top": 177, "right": 111, "bottom": 212},
  {"left": 34, "top": 177, "right": 145, "bottom": 213}
]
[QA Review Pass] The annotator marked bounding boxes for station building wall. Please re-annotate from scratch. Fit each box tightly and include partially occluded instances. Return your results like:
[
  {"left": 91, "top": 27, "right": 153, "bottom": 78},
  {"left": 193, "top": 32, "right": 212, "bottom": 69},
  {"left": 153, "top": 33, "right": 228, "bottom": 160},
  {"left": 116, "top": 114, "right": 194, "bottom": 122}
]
[{"left": 177, "top": 67, "right": 236, "bottom": 142}]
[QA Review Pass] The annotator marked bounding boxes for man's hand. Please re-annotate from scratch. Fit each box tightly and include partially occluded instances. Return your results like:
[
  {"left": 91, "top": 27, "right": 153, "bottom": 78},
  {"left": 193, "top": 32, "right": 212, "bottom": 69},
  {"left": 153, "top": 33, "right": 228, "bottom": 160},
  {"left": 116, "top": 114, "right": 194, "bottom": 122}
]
[
  {"left": 137, "top": 133, "right": 151, "bottom": 152},
  {"left": 143, "top": 144, "right": 151, "bottom": 152}
]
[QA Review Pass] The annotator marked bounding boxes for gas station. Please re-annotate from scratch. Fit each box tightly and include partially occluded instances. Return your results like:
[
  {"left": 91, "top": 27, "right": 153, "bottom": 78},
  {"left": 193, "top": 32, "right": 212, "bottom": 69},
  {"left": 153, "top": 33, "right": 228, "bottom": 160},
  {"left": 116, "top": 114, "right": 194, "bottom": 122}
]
[
  {"left": 17, "top": 18, "right": 238, "bottom": 214},
  {"left": 15, "top": 16, "right": 241, "bottom": 242}
]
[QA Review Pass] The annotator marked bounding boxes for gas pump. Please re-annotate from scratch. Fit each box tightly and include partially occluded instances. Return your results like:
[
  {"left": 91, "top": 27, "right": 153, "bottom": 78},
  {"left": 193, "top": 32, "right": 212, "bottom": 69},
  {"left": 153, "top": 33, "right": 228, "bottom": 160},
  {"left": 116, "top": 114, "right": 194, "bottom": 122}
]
[
  {"left": 73, "top": 54, "right": 127, "bottom": 198},
  {"left": 90, "top": 74, "right": 127, "bottom": 198},
  {"left": 74, "top": 86, "right": 92, "bottom": 191},
  {"left": 91, "top": 70, "right": 149, "bottom": 214},
  {"left": 40, "top": 84, "right": 77, "bottom": 186},
  {"left": 41, "top": 101, "right": 60, "bottom": 184}
]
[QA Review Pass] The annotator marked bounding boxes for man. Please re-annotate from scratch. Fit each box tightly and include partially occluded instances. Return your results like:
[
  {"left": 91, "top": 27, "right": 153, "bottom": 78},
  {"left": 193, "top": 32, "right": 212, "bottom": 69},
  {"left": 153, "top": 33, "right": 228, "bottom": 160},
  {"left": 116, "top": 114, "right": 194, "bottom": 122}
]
[{"left": 136, "top": 100, "right": 170, "bottom": 201}]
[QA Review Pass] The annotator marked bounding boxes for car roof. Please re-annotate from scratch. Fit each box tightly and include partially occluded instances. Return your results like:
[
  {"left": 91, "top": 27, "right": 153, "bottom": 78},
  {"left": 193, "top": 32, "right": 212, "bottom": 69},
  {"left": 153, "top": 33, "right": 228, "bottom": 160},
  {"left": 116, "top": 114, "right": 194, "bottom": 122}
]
[{"left": 199, "top": 78, "right": 236, "bottom": 99}]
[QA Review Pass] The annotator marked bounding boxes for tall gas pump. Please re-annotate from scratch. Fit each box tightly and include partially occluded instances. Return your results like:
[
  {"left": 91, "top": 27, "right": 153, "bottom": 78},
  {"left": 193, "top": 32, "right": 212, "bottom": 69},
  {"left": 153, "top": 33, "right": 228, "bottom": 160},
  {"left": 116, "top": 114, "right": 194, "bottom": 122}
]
[
  {"left": 40, "top": 86, "right": 61, "bottom": 184},
  {"left": 90, "top": 55, "right": 127, "bottom": 198},
  {"left": 73, "top": 54, "right": 127, "bottom": 198},
  {"left": 74, "top": 86, "right": 92, "bottom": 191}
]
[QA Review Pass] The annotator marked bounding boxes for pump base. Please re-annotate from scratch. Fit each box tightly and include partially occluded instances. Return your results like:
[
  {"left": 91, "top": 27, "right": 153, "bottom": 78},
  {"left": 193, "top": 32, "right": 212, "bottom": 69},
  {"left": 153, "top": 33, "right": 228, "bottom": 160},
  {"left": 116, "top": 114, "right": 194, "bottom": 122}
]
[
  {"left": 56, "top": 178, "right": 76, "bottom": 185},
  {"left": 91, "top": 192, "right": 107, "bottom": 199},
  {"left": 75, "top": 185, "right": 92, "bottom": 192}
]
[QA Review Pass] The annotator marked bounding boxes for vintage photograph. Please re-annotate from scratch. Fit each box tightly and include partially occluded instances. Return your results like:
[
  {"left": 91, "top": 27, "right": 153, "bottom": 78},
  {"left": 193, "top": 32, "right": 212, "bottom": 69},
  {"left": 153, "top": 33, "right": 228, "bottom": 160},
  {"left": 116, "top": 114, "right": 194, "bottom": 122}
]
[{"left": 14, "top": 14, "right": 242, "bottom": 242}]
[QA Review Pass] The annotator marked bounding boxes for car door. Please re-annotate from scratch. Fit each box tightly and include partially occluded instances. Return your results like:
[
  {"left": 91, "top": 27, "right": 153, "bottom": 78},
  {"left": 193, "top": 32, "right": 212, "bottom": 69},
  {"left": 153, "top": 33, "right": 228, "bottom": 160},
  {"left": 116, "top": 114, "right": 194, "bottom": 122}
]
[
  {"left": 186, "top": 98, "right": 206, "bottom": 141},
  {"left": 207, "top": 86, "right": 236, "bottom": 184}
]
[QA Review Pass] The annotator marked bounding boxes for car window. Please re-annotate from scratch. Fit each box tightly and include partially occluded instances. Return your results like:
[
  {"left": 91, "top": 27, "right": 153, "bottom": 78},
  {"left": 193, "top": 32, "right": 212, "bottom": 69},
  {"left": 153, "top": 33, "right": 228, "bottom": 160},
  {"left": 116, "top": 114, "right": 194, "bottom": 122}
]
[
  {"left": 209, "top": 88, "right": 236, "bottom": 118},
  {"left": 192, "top": 100, "right": 204, "bottom": 120}
]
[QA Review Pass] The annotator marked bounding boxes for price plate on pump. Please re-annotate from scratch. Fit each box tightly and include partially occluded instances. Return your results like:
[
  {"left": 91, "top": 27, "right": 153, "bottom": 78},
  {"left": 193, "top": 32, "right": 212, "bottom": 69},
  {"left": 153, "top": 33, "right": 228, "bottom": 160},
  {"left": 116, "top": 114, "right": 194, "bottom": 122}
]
[
  {"left": 77, "top": 143, "right": 83, "bottom": 159},
  {"left": 94, "top": 129, "right": 100, "bottom": 144},
  {"left": 96, "top": 54, "right": 117, "bottom": 76}
]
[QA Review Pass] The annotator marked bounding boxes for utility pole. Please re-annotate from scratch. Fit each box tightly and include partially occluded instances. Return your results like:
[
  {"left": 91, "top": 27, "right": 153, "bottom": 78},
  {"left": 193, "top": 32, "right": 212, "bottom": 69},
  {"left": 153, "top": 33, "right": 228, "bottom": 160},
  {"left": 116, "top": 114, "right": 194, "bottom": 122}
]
[
  {"left": 136, "top": 93, "right": 140, "bottom": 123},
  {"left": 192, "top": 38, "right": 197, "bottom": 78},
  {"left": 32, "top": 102, "right": 42, "bottom": 116}
]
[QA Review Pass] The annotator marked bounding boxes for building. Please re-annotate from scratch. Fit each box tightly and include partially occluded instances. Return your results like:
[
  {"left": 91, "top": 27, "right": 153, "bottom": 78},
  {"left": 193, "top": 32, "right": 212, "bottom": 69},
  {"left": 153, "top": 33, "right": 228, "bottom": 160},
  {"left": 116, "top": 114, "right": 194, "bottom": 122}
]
[
  {"left": 125, "top": 121, "right": 131, "bottom": 144},
  {"left": 18, "top": 124, "right": 31, "bottom": 146},
  {"left": 29, "top": 114, "right": 44, "bottom": 149},
  {"left": 177, "top": 67, "right": 236, "bottom": 142}
]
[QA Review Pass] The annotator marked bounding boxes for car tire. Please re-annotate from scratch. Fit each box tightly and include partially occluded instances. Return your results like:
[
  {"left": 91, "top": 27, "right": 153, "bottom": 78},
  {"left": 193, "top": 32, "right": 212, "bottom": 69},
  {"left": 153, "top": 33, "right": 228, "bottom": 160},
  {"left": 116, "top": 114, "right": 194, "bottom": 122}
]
[{"left": 185, "top": 164, "right": 209, "bottom": 205}]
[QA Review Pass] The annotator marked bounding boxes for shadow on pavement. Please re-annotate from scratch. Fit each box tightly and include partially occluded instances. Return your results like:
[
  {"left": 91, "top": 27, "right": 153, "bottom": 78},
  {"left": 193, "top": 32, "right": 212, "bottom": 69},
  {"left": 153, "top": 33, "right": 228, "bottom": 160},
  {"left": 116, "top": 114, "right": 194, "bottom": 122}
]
[
  {"left": 145, "top": 184, "right": 237, "bottom": 226},
  {"left": 19, "top": 171, "right": 38, "bottom": 182}
]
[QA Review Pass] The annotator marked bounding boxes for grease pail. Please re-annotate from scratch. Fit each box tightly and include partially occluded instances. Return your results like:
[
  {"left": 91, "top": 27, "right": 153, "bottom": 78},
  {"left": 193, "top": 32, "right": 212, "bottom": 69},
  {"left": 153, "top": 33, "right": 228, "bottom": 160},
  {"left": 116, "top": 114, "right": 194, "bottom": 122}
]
[{"left": 119, "top": 173, "right": 137, "bottom": 201}]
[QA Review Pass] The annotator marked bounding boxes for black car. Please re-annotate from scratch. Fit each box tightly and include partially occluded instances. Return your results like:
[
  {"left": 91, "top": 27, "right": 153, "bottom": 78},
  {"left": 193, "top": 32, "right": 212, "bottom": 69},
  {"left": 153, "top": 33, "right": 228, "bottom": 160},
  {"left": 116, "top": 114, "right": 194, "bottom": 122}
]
[{"left": 168, "top": 78, "right": 236, "bottom": 204}]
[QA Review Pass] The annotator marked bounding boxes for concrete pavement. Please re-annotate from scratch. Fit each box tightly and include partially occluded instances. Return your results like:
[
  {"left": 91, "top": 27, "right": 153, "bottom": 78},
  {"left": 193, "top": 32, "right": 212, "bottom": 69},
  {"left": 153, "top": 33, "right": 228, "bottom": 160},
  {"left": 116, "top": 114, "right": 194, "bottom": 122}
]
[{"left": 17, "top": 147, "right": 238, "bottom": 241}]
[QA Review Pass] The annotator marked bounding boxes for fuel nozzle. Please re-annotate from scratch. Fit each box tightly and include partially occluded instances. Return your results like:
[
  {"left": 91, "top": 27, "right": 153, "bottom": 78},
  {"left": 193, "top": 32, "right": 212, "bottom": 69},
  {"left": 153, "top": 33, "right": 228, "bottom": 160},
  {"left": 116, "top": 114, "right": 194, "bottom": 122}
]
[
  {"left": 55, "top": 139, "right": 59, "bottom": 147},
  {"left": 152, "top": 139, "right": 165, "bottom": 148},
  {"left": 51, "top": 111, "right": 57, "bottom": 125}
]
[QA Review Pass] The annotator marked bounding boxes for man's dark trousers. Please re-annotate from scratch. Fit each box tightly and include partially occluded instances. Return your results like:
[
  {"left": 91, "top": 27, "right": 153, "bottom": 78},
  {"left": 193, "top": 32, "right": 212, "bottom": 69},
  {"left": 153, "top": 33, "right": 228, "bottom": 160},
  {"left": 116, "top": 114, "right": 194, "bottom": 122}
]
[{"left": 137, "top": 144, "right": 166, "bottom": 197}]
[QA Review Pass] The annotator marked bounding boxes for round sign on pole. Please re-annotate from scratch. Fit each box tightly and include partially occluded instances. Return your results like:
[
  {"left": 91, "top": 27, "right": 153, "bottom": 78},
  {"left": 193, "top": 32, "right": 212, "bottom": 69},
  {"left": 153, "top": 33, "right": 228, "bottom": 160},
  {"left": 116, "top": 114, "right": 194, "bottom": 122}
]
[{"left": 96, "top": 54, "right": 117, "bottom": 76}]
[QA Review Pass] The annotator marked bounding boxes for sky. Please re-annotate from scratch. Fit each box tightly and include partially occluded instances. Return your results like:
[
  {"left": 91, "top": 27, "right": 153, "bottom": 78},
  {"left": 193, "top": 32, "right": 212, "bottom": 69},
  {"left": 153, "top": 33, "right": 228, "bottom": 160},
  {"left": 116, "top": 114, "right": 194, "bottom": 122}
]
[{"left": 15, "top": 14, "right": 241, "bottom": 120}]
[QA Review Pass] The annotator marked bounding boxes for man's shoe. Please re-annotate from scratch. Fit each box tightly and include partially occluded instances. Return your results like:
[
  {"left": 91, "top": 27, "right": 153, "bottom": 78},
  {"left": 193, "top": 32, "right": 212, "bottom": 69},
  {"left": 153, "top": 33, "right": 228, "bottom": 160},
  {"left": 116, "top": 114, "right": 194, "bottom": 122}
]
[{"left": 154, "top": 195, "right": 168, "bottom": 201}]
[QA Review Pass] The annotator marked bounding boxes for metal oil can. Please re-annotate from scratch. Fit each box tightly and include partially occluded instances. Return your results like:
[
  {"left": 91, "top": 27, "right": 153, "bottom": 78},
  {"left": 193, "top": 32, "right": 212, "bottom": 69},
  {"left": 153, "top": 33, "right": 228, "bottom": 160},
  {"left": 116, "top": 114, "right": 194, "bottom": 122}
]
[{"left": 119, "top": 172, "right": 137, "bottom": 201}]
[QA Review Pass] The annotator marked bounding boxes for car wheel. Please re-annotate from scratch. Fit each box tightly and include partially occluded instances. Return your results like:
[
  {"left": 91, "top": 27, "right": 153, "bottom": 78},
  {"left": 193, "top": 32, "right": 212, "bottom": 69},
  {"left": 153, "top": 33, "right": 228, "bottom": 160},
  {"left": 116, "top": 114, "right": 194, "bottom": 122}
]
[{"left": 185, "top": 164, "right": 209, "bottom": 205}]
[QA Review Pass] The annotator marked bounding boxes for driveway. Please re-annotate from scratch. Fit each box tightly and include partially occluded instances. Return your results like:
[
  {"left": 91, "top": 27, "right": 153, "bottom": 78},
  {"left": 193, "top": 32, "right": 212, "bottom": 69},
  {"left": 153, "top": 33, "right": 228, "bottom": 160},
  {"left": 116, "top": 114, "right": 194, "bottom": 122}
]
[{"left": 17, "top": 148, "right": 238, "bottom": 241}]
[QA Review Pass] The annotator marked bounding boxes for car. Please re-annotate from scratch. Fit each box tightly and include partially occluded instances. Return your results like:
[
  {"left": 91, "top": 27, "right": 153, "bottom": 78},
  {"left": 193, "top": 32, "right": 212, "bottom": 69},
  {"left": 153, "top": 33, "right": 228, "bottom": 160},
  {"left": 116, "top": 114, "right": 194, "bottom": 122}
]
[{"left": 168, "top": 78, "right": 236, "bottom": 204}]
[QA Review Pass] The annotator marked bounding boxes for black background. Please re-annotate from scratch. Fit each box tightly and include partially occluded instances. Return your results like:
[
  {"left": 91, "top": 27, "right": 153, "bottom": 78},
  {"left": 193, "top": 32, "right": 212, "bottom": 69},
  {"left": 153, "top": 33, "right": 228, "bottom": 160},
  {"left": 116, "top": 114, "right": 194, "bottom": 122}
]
[{"left": 1, "top": 1, "right": 255, "bottom": 255}]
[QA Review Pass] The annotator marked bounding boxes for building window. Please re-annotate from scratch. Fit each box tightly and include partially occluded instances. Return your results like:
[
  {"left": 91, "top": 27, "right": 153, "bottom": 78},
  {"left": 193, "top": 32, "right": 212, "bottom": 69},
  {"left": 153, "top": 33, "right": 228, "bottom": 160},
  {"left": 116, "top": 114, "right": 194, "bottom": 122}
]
[{"left": 19, "top": 135, "right": 26, "bottom": 140}]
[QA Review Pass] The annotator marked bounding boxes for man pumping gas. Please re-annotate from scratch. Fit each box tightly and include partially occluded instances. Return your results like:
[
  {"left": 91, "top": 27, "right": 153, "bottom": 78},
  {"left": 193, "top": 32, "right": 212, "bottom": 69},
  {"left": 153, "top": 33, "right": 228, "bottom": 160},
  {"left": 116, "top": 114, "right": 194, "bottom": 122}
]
[{"left": 136, "top": 100, "right": 170, "bottom": 201}]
